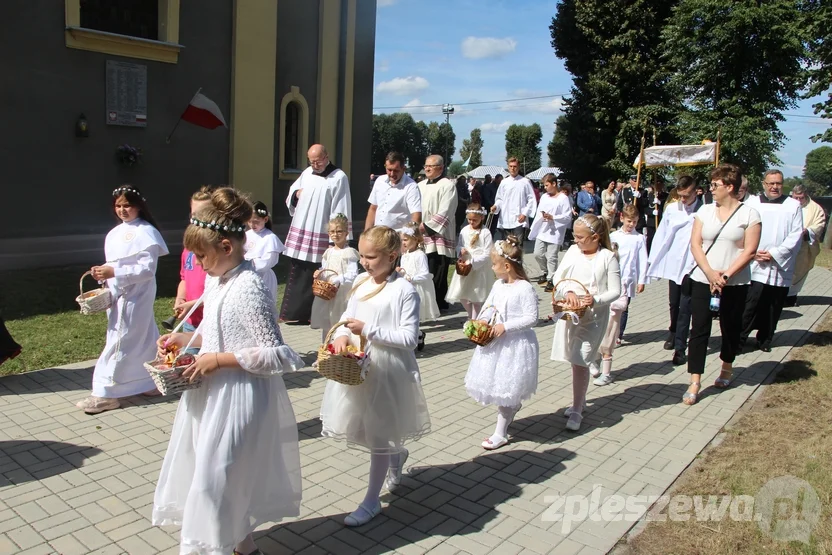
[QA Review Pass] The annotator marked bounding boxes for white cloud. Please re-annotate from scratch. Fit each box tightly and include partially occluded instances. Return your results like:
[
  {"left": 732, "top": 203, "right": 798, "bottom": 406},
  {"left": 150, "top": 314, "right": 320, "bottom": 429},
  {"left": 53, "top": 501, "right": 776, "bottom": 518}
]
[
  {"left": 499, "top": 97, "right": 564, "bottom": 114},
  {"left": 378, "top": 0, "right": 397, "bottom": 6},
  {"left": 400, "top": 98, "right": 436, "bottom": 115},
  {"left": 461, "top": 37, "right": 517, "bottom": 60},
  {"left": 480, "top": 121, "right": 513, "bottom": 134},
  {"left": 376, "top": 76, "right": 430, "bottom": 96}
]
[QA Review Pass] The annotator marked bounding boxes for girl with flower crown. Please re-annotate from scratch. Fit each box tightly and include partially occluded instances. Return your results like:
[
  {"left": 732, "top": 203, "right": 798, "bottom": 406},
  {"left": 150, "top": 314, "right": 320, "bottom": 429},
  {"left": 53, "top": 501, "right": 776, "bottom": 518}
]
[
  {"left": 464, "top": 235, "right": 539, "bottom": 450},
  {"left": 77, "top": 185, "right": 169, "bottom": 415},
  {"left": 550, "top": 214, "right": 621, "bottom": 432},
  {"left": 446, "top": 202, "right": 495, "bottom": 319},
  {"left": 244, "top": 201, "right": 285, "bottom": 309},
  {"left": 397, "top": 222, "right": 440, "bottom": 350}
]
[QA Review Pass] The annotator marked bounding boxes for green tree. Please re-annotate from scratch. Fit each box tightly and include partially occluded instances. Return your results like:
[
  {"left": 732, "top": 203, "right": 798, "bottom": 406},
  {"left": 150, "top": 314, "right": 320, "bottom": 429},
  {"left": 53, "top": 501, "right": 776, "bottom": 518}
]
[
  {"left": 371, "top": 113, "right": 427, "bottom": 174},
  {"left": 804, "top": 0, "right": 832, "bottom": 143},
  {"left": 661, "top": 0, "right": 807, "bottom": 179},
  {"left": 803, "top": 146, "right": 832, "bottom": 193},
  {"left": 417, "top": 121, "right": 456, "bottom": 164},
  {"left": 549, "top": 0, "right": 682, "bottom": 177},
  {"left": 459, "top": 128, "right": 484, "bottom": 168},
  {"left": 505, "top": 123, "right": 542, "bottom": 174},
  {"left": 447, "top": 160, "right": 466, "bottom": 177}
]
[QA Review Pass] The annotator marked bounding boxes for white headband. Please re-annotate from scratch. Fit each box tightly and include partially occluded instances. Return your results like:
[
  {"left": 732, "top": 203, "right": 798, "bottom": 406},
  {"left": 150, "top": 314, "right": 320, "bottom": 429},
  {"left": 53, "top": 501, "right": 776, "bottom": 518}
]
[
  {"left": 397, "top": 227, "right": 416, "bottom": 237},
  {"left": 576, "top": 216, "right": 596, "bottom": 233},
  {"left": 466, "top": 208, "right": 487, "bottom": 215},
  {"left": 256, "top": 208, "right": 268, "bottom": 217},
  {"left": 495, "top": 240, "right": 521, "bottom": 264},
  {"left": 112, "top": 186, "right": 145, "bottom": 201},
  {"left": 190, "top": 217, "right": 246, "bottom": 234}
]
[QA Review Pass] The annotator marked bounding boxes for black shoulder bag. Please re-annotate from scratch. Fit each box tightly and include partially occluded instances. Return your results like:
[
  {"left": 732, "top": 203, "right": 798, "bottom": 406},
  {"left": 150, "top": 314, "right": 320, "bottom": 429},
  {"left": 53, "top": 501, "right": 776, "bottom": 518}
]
[{"left": 681, "top": 204, "right": 742, "bottom": 295}]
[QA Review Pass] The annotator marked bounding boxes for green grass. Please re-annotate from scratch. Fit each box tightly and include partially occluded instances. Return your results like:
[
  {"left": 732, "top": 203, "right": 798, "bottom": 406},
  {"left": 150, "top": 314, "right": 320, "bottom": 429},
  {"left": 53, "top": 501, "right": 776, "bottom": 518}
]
[{"left": 0, "top": 257, "right": 289, "bottom": 376}]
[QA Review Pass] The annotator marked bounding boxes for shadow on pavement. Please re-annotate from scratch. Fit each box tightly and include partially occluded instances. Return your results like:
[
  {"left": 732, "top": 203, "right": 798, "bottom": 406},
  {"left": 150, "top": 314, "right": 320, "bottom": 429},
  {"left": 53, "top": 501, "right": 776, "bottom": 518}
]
[{"left": 0, "top": 440, "right": 103, "bottom": 485}]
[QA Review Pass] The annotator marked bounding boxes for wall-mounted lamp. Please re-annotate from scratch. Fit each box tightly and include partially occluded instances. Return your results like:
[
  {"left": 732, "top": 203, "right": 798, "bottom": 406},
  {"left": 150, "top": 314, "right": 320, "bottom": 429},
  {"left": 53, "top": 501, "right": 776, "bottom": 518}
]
[{"left": 75, "top": 113, "right": 89, "bottom": 138}]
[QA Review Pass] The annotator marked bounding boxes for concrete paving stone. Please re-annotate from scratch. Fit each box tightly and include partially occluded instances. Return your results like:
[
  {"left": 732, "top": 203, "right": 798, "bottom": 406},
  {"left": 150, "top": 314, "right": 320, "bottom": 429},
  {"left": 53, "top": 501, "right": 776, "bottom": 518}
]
[
  {"left": 17, "top": 544, "right": 56, "bottom": 555},
  {"left": 72, "top": 525, "right": 113, "bottom": 551},
  {"left": 7, "top": 524, "right": 44, "bottom": 550},
  {"left": 48, "top": 533, "right": 90, "bottom": 555}
]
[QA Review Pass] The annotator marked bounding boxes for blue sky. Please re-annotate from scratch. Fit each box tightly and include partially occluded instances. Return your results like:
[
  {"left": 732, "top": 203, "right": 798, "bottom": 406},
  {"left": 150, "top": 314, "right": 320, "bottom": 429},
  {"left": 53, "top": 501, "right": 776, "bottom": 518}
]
[{"left": 373, "top": 0, "right": 827, "bottom": 177}]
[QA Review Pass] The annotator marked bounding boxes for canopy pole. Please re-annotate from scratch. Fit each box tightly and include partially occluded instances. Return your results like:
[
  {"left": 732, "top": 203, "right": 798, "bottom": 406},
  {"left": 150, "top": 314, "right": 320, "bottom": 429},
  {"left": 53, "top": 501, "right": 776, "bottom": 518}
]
[
  {"left": 634, "top": 121, "right": 647, "bottom": 204},
  {"left": 715, "top": 125, "right": 722, "bottom": 166}
]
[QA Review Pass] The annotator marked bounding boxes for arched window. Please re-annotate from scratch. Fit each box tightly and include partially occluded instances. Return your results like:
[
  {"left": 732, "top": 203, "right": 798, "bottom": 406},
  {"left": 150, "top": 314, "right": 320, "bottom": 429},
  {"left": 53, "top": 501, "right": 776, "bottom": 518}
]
[{"left": 284, "top": 102, "right": 300, "bottom": 170}]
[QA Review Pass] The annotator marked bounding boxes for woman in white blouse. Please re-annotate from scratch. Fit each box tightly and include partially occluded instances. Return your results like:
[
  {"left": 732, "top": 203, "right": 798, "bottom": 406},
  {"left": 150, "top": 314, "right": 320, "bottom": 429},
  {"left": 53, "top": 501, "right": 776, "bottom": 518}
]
[{"left": 684, "top": 165, "right": 761, "bottom": 405}]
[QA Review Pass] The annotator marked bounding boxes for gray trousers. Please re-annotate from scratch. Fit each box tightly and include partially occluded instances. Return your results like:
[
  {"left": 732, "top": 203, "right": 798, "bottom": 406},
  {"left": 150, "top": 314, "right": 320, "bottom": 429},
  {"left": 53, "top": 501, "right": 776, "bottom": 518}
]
[{"left": 534, "top": 238, "right": 560, "bottom": 280}]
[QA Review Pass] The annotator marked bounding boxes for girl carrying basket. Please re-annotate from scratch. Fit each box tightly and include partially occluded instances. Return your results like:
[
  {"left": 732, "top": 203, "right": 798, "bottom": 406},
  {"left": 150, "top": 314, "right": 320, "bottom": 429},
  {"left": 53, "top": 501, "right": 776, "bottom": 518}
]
[
  {"left": 320, "top": 226, "right": 431, "bottom": 527},
  {"left": 550, "top": 214, "right": 621, "bottom": 431},
  {"left": 446, "top": 202, "right": 495, "bottom": 320}
]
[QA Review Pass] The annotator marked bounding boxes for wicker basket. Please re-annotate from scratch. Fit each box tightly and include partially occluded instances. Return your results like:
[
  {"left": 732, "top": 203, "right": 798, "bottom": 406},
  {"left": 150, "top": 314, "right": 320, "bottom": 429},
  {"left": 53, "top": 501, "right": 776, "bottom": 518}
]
[
  {"left": 316, "top": 321, "right": 368, "bottom": 385},
  {"left": 143, "top": 353, "right": 201, "bottom": 395},
  {"left": 464, "top": 307, "right": 500, "bottom": 347},
  {"left": 75, "top": 271, "right": 113, "bottom": 315},
  {"left": 552, "top": 278, "right": 592, "bottom": 320},
  {"left": 312, "top": 269, "right": 339, "bottom": 300},
  {"left": 455, "top": 258, "right": 472, "bottom": 276}
]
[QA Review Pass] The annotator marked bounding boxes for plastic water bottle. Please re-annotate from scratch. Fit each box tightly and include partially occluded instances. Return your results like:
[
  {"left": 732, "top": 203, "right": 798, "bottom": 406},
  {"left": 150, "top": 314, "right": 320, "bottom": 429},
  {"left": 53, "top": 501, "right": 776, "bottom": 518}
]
[{"left": 710, "top": 291, "right": 721, "bottom": 312}]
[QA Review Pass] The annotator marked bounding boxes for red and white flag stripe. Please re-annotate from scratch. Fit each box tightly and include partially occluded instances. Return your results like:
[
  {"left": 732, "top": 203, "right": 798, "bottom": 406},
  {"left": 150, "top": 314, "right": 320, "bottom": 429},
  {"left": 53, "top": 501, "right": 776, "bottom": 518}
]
[{"left": 181, "top": 92, "right": 227, "bottom": 130}]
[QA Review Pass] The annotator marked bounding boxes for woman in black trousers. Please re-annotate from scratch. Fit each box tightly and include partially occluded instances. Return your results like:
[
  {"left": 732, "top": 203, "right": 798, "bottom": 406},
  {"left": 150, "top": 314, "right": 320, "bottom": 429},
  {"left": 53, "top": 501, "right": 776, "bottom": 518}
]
[{"left": 683, "top": 164, "right": 761, "bottom": 405}]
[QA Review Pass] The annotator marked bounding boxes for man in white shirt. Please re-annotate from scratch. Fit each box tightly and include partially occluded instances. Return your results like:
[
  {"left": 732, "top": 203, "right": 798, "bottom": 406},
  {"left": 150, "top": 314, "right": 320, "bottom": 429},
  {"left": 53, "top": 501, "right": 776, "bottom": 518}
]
[
  {"left": 740, "top": 169, "right": 804, "bottom": 352},
  {"left": 490, "top": 157, "right": 537, "bottom": 240},
  {"left": 418, "top": 154, "right": 458, "bottom": 309},
  {"left": 366, "top": 151, "right": 422, "bottom": 230}
]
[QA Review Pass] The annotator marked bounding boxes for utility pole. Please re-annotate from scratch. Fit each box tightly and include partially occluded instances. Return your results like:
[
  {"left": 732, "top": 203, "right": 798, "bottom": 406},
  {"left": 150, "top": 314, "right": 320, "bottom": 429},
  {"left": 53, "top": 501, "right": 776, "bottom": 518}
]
[{"left": 442, "top": 104, "right": 454, "bottom": 167}]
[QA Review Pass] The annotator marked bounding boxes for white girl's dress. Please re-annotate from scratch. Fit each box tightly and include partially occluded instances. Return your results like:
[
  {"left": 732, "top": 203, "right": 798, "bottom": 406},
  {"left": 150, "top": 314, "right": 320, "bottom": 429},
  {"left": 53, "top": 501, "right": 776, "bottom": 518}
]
[
  {"left": 550, "top": 245, "right": 621, "bottom": 366},
  {"left": 464, "top": 280, "right": 540, "bottom": 408},
  {"left": 310, "top": 246, "right": 360, "bottom": 332},
  {"left": 153, "top": 262, "right": 303, "bottom": 555},
  {"left": 400, "top": 249, "right": 441, "bottom": 322},
  {"left": 320, "top": 273, "right": 431, "bottom": 454},
  {"left": 244, "top": 228, "right": 285, "bottom": 307},
  {"left": 93, "top": 219, "right": 168, "bottom": 398},
  {"left": 446, "top": 226, "right": 495, "bottom": 304}
]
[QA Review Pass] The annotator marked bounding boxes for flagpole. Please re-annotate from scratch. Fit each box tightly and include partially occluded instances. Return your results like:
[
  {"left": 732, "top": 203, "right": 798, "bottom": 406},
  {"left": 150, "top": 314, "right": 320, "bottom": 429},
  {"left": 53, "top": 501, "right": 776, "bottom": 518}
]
[{"left": 166, "top": 88, "right": 202, "bottom": 144}]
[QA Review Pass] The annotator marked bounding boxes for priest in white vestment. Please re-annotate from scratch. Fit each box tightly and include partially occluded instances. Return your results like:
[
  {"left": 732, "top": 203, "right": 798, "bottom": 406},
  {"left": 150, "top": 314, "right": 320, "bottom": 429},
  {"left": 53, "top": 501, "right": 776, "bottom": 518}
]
[
  {"left": 740, "top": 170, "right": 803, "bottom": 352},
  {"left": 281, "top": 144, "right": 352, "bottom": 324},
  {"left": 787, "top": 185, "right": 827, "bottom": 304},
  {"left": 418, "top": 154, "right": 458, "bottom": 309},
  {"left": 645, "top": 176, "right": 703, "bottom": 364},
  {"left": 490, "top": 157, "right": 537, "bottom": 240}
]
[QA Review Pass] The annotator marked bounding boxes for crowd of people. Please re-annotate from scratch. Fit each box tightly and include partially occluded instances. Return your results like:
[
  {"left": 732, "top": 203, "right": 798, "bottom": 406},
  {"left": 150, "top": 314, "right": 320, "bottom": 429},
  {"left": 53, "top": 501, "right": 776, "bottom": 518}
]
[{"left": 50, "top": 140, "right": 828, "bottom": 554}]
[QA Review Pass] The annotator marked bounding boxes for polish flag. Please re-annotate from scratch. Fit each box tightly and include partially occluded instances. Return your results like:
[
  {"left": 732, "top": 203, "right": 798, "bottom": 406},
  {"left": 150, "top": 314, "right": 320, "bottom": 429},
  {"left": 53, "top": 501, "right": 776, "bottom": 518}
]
[{"left": 181, "top": 92, "right": 227, "bottom": 129}]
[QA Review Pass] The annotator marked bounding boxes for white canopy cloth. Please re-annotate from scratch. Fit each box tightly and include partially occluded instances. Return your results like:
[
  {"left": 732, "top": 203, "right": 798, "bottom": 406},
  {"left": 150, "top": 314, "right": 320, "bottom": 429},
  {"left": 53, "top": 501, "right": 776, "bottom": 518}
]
[
  {"left": 632, "top": 143, "right": 717, "bottom": 168},
  {"left": 526, "top": 167, "right": 562, "bottom": 180},
  {"left": 467, "top": 165, "right": 509, "bottom": 179}
]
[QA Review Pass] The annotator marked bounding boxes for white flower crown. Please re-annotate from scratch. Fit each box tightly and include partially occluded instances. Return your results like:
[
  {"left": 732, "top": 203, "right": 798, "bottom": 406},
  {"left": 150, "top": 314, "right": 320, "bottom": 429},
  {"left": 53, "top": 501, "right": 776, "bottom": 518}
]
[
  {"left": 495, "top": 240, "right": 521, "bottom": 264},
  {"left": 466, "top": 208, "right": 487, "bottom": 215},
  {"left": 189, "top": 217, "right": 246, "bottom": 233},
  {"left": 397, "top": 227, "right": 416, "bottom": 237},
  {"left": 576, "top": 216, "right": 597, "bottom": 233},
  {"left": 256, "top": 208, "right": 268, "bottom": 217},
  {"left": 112, "top": 186, "right": 145, "bottom": 201}
]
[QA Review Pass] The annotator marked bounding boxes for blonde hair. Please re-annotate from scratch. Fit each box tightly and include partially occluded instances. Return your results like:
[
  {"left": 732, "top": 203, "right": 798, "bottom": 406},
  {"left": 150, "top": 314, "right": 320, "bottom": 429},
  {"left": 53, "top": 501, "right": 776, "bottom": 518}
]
[
  {"left": 399, "top": 221, "right": 424, "bottom": 250},
  {"left": 493, "top": 234, "right": 528, "bottom": 281},
  {"left": 574, "top": 214, "right": 612, "bottom": 252},
  {"left": 329, "top": 213, "right": 349, "bottom": 229},
  {"left": 351, "top": 226, "right": 401, "bottom": 301},
  {"left": 183, "top": 187, "right": 252, "bottom": 252},
  {"left": 620, "top": 204, "right": 639, "bottom": 221}
]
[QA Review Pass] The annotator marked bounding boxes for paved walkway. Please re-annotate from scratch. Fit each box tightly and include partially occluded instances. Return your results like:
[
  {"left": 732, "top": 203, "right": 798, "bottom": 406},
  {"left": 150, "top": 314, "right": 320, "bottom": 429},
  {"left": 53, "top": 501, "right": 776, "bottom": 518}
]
[{"left": 0, "top": 259, "right": 829, "bottom": 555}]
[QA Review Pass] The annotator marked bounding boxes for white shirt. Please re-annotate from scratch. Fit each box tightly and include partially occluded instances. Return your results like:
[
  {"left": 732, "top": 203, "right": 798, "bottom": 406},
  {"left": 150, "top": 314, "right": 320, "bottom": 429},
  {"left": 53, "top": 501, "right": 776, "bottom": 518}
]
[
  {"left": 529, "top": 192, "right": 572, "bottom": 245},
  {"left": 610, "top": 230, "right": 648, "bottom": 297},
  {"left": 746, "top": 194, "right": 804, "bottom": 287},
  {"left": 646, "top": 199, "right": 702, "bottom": 285},
  {"left": 368, "top": 174, "right": 421, "bottom": 229},
  {"left": 493, "top": 175, "right": 537, "bottom": 229},
  {"left": 691, "top": 203, "right": 761, "bottom": 286}
]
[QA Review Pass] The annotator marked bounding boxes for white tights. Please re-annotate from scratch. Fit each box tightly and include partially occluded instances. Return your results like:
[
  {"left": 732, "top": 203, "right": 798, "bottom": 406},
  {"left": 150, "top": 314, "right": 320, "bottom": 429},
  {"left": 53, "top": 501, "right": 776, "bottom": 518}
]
[
  {"left": 361, "top": 454, "right": 390, "bottom": 508},
  {"left": 572, "top": 365, "right": 590, "bottom": 415},
  {"left": 489, "top": 405, "right": 520, "bottom": 443},
  {"left": 462, "top": 301, "right": 483, "bottom": 320}
]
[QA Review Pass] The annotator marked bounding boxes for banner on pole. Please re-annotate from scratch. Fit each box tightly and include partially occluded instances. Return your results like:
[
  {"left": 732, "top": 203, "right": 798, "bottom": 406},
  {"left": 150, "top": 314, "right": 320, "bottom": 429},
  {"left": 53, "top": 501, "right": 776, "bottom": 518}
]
[{"left": 632, "top": 143, "right": 717, "bottom": 168}]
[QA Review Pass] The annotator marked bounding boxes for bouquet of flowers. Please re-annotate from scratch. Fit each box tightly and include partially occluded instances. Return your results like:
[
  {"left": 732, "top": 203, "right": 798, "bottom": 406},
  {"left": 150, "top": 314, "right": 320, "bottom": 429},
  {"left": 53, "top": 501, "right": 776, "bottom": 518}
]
[{"left": 116, "top": 144, "right": 143, "bottom": 167}]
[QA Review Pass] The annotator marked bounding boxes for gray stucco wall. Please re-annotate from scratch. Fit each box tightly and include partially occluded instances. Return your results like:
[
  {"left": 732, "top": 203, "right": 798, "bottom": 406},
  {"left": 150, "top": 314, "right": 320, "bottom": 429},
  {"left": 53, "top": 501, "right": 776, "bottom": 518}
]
[
  {"left": 349, "top": 0, "right": 377, "bottom": 223},
  {"left": 0, "top": 1, "right": 233, "bottom": 241}
]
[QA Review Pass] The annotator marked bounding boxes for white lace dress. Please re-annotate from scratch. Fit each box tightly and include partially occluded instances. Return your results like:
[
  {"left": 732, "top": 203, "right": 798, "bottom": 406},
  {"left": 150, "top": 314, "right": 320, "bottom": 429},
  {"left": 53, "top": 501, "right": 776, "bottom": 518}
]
[
  {"left": 310, "top": 246, "right": 360, "bottom": 333},
  {"left": 464, "top": 280, "right": 540, "bottom": 408},
  {"left": 400, "top": 249, "right": 441, "bottom": 322},
  {"left": 320, "top": 274, "right": 431, "bottom": 454},
  {"left": 152, "top": 262, "right": 303, "bottom": 555},
  {"left": 446, "top": 225, "right": 495, "bottom": 304}
]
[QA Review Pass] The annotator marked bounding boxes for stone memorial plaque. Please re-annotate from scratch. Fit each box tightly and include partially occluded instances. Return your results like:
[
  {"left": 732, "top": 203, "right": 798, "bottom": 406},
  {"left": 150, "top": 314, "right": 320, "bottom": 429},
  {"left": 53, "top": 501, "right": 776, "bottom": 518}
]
[{"left": 105, "top": 60, "right": 147, "bottom": 127}]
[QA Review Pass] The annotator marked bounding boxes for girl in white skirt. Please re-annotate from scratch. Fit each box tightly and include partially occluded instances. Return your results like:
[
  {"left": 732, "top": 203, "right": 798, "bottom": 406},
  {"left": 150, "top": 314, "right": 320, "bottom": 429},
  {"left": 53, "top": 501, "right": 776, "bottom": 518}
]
[
  {"left": 397, "top": 222, "right": 441, "bottom": 350},
  {"left": 153, "top": 188, "right": 303, "bottom": 555},
  {"left": 590, "top": 205, "right": 647, "bottom": 386},
  {"left": 446, "top": 202, "right": 495, "bottom": 319},
  {"left": 551, "top": 214, "right": 621, "bottom": 431},
  {"left": 464, "top": 235, "right": 539, "bottom": 450},
  {"left": 310, "top": 214, "right": 360, "bottom": 345},
  {"left": 244, "top": 201, "right": 285, "bottom": 308},
  {"left": 320, "top": 226, "right": 431, "bottom": 527}
]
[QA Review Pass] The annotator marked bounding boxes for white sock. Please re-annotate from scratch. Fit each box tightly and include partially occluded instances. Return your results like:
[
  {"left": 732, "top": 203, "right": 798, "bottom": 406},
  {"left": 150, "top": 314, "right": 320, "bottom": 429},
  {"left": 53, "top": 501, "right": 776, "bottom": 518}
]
[
  {"left": 362, "top": 454, "right": 390, "bottom": 508},
  {"left": 490, "top": 405, "right": 519, "bottom": 443},
  {"left": 471, "top": 302, "right": 483, "bottom": 319},
  {"left": 602, "top": 358, "right": 613, "bottom": 376},
  {"left": 572, "top": 365, "right": 590, "bottom": 415}
]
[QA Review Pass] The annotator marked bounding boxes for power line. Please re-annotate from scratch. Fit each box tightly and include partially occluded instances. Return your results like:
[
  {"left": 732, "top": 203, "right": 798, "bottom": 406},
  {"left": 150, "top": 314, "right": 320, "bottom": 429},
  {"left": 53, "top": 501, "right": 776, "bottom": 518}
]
[{"left": 372, "top": 94, "right": 566, "bottom": 110}]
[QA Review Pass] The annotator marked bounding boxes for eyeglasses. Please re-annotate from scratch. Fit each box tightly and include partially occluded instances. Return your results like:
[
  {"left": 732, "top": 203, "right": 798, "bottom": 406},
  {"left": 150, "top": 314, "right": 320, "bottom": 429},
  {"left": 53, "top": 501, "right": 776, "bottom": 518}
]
[
  {"left": 764, "top": 181, "right": 783, "bottom": 186},
  {"left": 328, "top": 229, "right": 347, "bottom": 235},
  {"left": 424, "top": 164, "right": 442, "bottom": 168},
  {"left": 309, "top": 158, "right": 328, "bottom": 166}
]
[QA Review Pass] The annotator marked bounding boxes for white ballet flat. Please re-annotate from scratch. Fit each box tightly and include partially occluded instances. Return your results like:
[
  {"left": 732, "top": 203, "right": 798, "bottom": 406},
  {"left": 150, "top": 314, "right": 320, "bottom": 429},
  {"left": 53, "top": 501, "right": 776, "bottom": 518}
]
[
  {"left": 344, "top": 501, "right": 382, "bottom": 527},
  {"left": 481, "top": 436, "right": 509, "bottom": 450}
]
